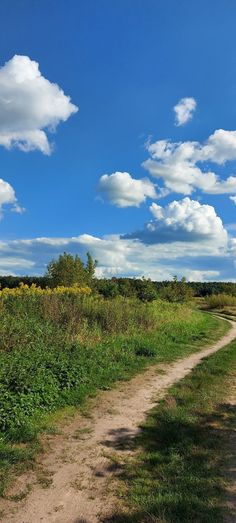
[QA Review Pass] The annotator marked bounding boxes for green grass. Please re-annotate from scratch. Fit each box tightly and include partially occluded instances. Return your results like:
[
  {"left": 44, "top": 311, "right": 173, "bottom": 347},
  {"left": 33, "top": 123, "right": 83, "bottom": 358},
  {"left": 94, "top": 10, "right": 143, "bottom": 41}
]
[
  {"left": 196, "top": 293, "right": 236, "bottom": 321},
  {"left": 0, "top": 294, "right": 229, "bottom": 497},
  {"left": 200, "top": 294, "right": 236, "bottom": 321},
  {"left": 205, "top": 294, "right": 236, "bottom": 310},
  {"left": 212, "top": 309, "right": 236, "bottom": 321},
  {"left": 107, "top": 338, "right": 236, "bottom": 523}
]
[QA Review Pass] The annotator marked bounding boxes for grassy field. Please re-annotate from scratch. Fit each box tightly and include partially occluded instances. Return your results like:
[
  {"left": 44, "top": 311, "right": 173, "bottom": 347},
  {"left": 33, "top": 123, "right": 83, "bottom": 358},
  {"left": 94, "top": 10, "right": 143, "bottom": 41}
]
[
  {"left": 205, "top": 294, "right": 236, "bottom": 309},
  {"left": 210, "top": 307, "right": 236, "bottom": 321},
  {"left": 199, "top": 293, "right": 236, "bottom": 321},
  {"left": 109, "top": 338, "right": 236, "bottom": 523},
  {"left": 0, "top": 289, "right": 229, "bottom": 497}
]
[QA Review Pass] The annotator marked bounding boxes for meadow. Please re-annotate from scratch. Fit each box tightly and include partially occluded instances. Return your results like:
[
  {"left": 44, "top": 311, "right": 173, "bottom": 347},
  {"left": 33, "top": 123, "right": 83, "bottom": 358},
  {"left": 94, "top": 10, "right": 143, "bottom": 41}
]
[
  {"left": 201, "top": 293, "right": 236, "bottom": 321},
  {"left": 0, "top": 284, "right": 229, "bottom": 496}
]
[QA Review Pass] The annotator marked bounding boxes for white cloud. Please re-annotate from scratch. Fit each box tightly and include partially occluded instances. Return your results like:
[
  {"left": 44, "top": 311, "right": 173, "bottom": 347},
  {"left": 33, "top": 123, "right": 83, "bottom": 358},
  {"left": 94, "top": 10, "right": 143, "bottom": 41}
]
[
  {"left": 0, "top": 230, "right": 232, "bottom": 280},
  {"left": 149, "top": 197, "right": 226, "bottom": 239},
  {"left": 174, "top": 97, "right": 196, "bottom": 126},
  {"left": 0, "top": 211, "right": 233, "bottom": 280},
  {"left": 124, "top": 197, "right": 228, "bottom": 248},
  {"left": 184, "top": 270, "right": 220, "bottom": 282},
  {"left": 0, "top": 55, "right": 78, "bottom": 154},
  {"left": 229, "top": 238, "right": 236, "bottom": 255},
  {"left": 0, "top": 179, "right": 15, "bottom": 206},
  {"left": 230, "top": 196, "right": 236, "bottom": 205},
  {"left": 0, "top": 178, "right": 23, "bottom": 218},
  {"left": 143, "top": 130, "right": 236, "bottom": 195},
  {"left": 197, "top": 129, "right": 236, "bottom": 164},
  {"left": 98, "top": 171, "right": 158, "bottom": 207},
  {"left": 11, "top": 203, "right": 25, "bottom": 214},
  {"left": 0, "top": 256, "right": 34, "bottom": 272},
  {"left": 0, "top": 193, "right": 232, "bottom": 280}
]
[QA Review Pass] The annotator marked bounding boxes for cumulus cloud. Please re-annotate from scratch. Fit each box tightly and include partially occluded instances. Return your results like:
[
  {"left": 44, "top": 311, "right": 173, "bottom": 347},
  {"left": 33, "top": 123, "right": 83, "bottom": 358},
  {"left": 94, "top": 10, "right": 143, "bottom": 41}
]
[
  {"left": 0, "top": 179, "right": 232, "bottom": 279},
  {"left": 143, "top": 130, "right": 236, "bottom": 195},
  {"left": 149, "top": 198, "right": 226, "bottom": 239},
  {"left": 0, "top": 179, "right": 15, "bottom": 205},
  {"left": 197, "top": 129, "right": 236, "bottom": 164},
  {"left": 0, "top": 55, "right": 78, "bottom": 154},
  {"left": 230, "top": 196, "right": 236, "bottom": 205},
  {"left": 174, "top": 97, "right": 196, "bottom": 126},
  {"left": 0, "top": 178, "right": 24, "bottom": 217},
  {"left": 98, "top": 171, "right": 158, "bottom": 207},
  {"left": 11, "top": 203, "right": 25, "bottom": 214},
  {"left": 229, "top": 237, "right": 236, "bottom": 254},
  {"left": 124, "top": 197, "right": 228, "bottom": 247},
  {"left": 184, "top": 270, "right": 220, "bottom": 282},
  {"left": 0, "top": 257, "right": 34, "bottom": 271},
  {"left": 0, "top": 225, "right": 234, "bottom": 280}
]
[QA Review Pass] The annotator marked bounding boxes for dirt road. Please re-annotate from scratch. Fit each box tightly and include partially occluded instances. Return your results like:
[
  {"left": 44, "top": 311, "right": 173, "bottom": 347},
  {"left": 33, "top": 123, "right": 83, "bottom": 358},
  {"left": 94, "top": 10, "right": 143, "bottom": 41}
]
[{"left": 2, "top": 317, "right": 236, "bottom": 523}]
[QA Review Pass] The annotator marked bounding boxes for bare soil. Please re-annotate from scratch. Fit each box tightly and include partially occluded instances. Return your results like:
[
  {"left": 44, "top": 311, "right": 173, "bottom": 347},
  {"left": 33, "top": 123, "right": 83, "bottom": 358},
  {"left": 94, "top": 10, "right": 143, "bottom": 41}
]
[{"left": 2, "top": 319, "right": 236, "bottom": 523}]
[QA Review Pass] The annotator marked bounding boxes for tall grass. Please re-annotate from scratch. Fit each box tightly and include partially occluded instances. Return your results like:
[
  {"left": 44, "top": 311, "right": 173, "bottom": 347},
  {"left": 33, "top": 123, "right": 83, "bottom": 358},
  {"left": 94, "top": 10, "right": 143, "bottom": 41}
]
[
  {"left": 0, "top": 294, "right": 227, "bottom": 438},
  {"left": 205, "top": 293, "right": 236, "bottom": 309},
  {"left": 0, "top": 294, "right": 160, "bottom": 350},
  {"left": 0, "top": 290, "right": 229, "bottom": 496}
]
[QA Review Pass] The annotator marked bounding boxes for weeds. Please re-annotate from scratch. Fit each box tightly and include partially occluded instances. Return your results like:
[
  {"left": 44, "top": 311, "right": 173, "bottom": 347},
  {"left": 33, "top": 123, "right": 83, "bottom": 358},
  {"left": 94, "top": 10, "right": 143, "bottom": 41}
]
[
  {"left": 0, "top": 291, "right": 229, "bottom": 496},
  {"left": 107, "top": 339, "right": 236, "bottom": 522},
  {"left": 205, "top": 293, "right": 236, "bottom": 309}
]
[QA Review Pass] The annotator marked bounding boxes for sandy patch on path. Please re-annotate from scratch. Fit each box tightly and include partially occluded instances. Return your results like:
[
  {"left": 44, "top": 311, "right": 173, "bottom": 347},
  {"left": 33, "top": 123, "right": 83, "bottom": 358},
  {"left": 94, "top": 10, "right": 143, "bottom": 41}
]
[{"left": 2, "top": 318, "right": 236, "bottom": 523}]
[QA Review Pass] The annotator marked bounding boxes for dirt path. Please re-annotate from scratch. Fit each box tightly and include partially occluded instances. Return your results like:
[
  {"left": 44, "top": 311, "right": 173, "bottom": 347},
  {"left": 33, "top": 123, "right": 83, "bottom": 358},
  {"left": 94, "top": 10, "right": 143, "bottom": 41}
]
[{"left": 2, "top": 318, "right": 236, "bottom": 523}]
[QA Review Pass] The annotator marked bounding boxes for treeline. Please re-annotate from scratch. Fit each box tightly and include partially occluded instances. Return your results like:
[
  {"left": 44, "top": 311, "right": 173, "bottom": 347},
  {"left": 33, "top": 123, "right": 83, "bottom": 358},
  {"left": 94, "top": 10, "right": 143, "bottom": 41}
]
[
  {"left": 0, "top": 275, "right": 51, "bottom": 289},
  {"left": 0, "top": 274, "right": 235, "bottom": 299},
  {"left": 188, "top": 281, "right": 236, "bottom": 296},
  {"left": 95, "top": 278, "right": 236, "bottom": 299},
  {"left": 0, "top": 251, "right": 234, "bottom": 299},
  {"left": 0, "top": 253, "right": 96, "bottom": 290}
]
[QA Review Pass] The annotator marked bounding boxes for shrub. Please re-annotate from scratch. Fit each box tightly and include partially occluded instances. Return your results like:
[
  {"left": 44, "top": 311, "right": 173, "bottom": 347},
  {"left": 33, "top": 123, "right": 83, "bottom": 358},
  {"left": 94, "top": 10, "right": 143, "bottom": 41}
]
[
  {"left": 205, "top": 293, "right": 236, "bottom": 309},
  {"left": 159, "top": 276, "right": 194, "bottom": 303}
]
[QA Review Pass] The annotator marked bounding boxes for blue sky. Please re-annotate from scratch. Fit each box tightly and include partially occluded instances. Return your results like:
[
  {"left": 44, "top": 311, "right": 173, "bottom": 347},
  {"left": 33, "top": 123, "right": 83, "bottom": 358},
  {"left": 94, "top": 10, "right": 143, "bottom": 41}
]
[{"left": 0, "top": 0, "right": 235, "bottom": 280}]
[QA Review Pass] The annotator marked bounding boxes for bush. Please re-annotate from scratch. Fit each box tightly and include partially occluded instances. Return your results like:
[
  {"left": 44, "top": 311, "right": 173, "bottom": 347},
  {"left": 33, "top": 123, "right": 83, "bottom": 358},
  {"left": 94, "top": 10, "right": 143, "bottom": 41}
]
[
  {"left": 205, "top": 293, "right": 236, "bottom": 309},
  {"left": 159, "top": 277, "right": 194, "bottom": 303}
]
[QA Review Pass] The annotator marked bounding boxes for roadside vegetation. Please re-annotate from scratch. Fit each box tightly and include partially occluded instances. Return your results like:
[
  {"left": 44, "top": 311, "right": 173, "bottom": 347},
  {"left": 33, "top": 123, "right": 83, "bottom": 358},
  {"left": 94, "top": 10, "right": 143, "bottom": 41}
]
[
  {"left": 200, "top": 293, "right": 236, "bottom": 321},
  {"left": 109, "top": 338, "right": 236, "bottom": 523},
  {"left": 205, "top": 294, "right": 236, "bottom": 309},
  {"left": 0, "top": 252, "right": 233, "bottom": 499},
  {"left": 0, "top": 293, "right": 228, "bottom": 495}
]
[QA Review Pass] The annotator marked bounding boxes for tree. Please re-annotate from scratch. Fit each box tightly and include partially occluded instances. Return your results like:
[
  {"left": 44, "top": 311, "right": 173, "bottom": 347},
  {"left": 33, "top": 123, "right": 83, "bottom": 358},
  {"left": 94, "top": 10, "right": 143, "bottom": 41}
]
[
  {"left": 159, "top": 276, "right": 193, "bottom": 303},
  {"left": 95, "top": 278, "right": 119, "bottom": 298},
  {"left": 46, "top": 252, "right": 96, "bottom": 287},
  {"left": 85, "top": 252, "right": 97, "bottom": 285},
  {"left": 136, "top": 277, "right": 158, "bottom": 302}
]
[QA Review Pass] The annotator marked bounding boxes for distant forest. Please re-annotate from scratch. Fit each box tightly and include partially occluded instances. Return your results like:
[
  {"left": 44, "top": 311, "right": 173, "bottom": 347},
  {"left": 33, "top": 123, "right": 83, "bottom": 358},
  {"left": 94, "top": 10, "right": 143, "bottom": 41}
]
[{"left": 0, "top": 275, "right": 235, "bottom": 298}]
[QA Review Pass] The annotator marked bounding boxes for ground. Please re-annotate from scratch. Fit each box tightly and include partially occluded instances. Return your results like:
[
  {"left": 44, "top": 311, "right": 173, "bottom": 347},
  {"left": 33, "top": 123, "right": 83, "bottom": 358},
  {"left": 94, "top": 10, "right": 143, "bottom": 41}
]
[{"left": 1, "top": 317, "right": 235, "bottom": 523}]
